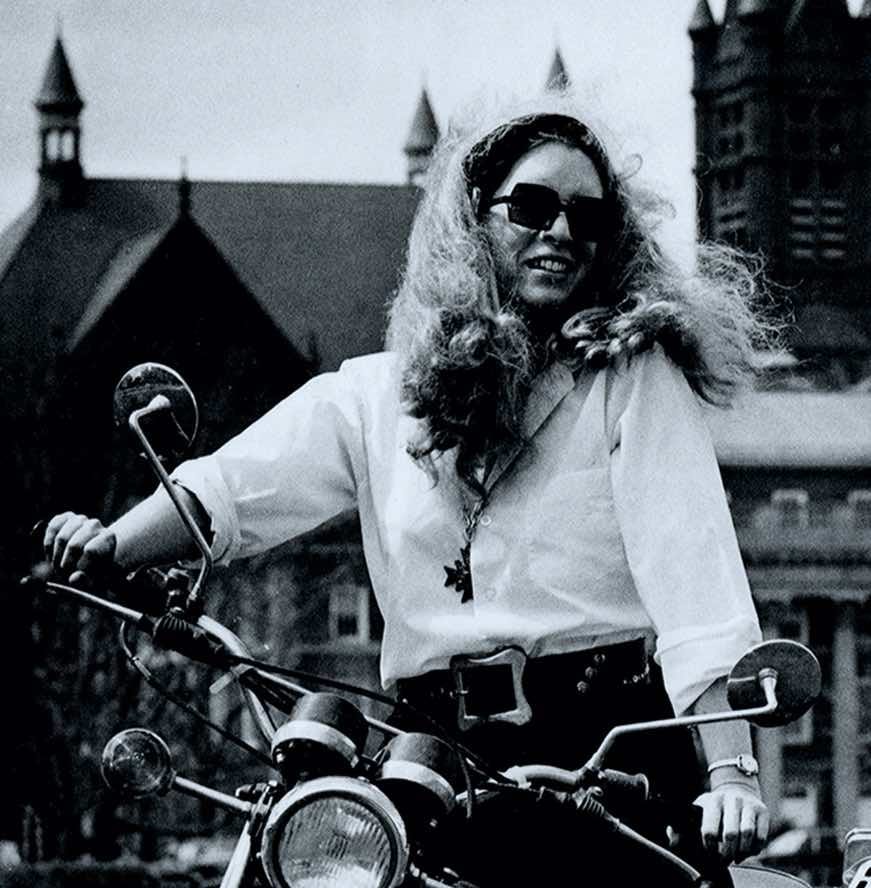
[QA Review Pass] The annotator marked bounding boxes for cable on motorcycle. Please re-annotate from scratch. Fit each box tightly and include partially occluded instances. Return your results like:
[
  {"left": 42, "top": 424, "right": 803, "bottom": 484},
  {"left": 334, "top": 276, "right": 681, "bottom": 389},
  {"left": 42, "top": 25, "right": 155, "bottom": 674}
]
[
  {"left": 227, "top": 653, "right": 523, "bottom": 820},
  {"left": 229, "top": 653, "right": 510, "bottom": 784},
  {"left": 119, "top": 621, "right": 274, "bottom": 768}
]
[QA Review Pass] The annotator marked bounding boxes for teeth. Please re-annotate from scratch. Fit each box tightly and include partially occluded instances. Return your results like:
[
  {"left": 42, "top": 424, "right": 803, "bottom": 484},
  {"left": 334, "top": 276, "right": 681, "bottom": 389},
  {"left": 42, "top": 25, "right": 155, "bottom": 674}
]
[{"left": 530, "top": 257, "right": 570, "bottom": 272}]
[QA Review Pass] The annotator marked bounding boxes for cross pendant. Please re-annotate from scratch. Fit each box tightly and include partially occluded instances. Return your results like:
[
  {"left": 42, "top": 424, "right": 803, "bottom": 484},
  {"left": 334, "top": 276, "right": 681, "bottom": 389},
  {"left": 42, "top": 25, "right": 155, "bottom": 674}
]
[{"left": 443, "top": 541, "right": 473, "bottom": 603}]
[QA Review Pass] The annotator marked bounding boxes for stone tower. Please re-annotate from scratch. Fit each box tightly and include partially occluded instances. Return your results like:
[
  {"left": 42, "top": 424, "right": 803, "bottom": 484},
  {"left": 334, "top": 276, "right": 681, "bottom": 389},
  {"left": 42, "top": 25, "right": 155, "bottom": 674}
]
[
  {"left": 403, "top": 88, "right": 440, "bottom": 186},
  {"left": 690, "top": 0, "right": 871, "bottom": 384},
  {"left": 34, "top": 34, "right": 85, "bottom": 206}
]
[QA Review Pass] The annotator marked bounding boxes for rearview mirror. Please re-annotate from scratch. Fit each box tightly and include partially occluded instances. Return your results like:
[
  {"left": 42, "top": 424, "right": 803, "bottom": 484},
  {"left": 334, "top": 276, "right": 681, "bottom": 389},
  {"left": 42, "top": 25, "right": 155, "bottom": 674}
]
[
  {"left": 727, "top": 639, "right": 821, "bottom": 727},
  {"left": 113, "top": 363, "right": 198, "bottom": 462},
  {"left": 101, "top": 728, "right": 175, "bottom": 798}
]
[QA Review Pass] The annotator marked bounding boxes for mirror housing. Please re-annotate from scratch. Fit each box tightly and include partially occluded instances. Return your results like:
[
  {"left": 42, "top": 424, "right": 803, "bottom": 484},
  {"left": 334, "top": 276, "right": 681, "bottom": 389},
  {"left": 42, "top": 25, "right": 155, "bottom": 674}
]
[
  {"left": 727, "top": 640, "right": 821, "bottom": 727},
  {"left": 113, "top": 363, "right": 198, "bottom": 462},
  {"left": 101, "top": 728, "right": 175, "bottom": 798}
]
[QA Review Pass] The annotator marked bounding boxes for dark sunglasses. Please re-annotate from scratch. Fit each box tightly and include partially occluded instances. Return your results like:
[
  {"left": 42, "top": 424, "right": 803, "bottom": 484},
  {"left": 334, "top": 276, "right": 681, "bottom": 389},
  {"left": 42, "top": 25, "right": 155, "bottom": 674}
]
[{"left": 486, "top": 182, "right": 610, "bottom": 243}]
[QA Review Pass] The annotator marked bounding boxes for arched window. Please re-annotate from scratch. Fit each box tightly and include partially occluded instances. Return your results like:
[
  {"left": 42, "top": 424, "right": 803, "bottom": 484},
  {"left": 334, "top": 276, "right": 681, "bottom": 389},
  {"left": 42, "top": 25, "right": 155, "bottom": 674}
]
[
  {"left": 46, "top": 129, "right": 60, "bottom": 162},
  {"left": 771, "top": 488, "right": 809, "bottom": 529},
  {"left": 61, "top": 130, "right": 75, "bottom": 161}
]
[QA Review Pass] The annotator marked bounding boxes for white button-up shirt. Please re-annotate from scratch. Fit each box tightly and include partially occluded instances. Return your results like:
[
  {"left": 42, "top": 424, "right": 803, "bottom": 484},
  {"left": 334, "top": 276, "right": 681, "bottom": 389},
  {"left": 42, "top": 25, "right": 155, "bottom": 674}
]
[{"left": 173, "top": 347, "right": 760, "bottom": 714}]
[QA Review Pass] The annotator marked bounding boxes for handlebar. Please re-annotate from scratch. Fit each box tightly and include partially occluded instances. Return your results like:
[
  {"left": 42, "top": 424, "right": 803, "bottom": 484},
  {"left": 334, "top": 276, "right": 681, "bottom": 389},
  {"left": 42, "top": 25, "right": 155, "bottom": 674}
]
[
  {"left": 27, "top": 570, "right": 749, "bottom": 888},
  {"left": 27, "top": 574, "right": 279, "bottom": 743}
]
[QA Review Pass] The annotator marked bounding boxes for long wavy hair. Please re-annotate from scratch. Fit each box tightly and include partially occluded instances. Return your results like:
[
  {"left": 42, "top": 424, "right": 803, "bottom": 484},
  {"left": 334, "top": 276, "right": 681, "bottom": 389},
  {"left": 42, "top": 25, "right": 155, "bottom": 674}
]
[{"left": 386, "top": 95, "right": 775, "bottom": 491}]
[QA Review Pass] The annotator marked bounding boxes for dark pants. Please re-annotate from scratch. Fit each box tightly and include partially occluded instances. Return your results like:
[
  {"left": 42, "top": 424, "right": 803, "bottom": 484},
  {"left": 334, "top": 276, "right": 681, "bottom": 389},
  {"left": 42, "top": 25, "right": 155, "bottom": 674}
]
[{"left": 395, "top": 651, "right": 705, "bottom": 887}]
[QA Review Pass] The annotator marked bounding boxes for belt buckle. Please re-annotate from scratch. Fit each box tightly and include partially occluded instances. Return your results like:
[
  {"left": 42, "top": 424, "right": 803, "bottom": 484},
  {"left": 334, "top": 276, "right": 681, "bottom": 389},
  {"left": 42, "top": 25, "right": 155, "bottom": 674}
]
[{"left": 450, "top": 647, "right": 532, "bottom": 732}]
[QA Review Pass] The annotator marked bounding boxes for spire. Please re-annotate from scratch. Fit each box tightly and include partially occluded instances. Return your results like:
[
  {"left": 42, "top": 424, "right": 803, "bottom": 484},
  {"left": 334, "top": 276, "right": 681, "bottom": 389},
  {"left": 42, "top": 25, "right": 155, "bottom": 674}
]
[
  {"left": 35, "top": 35, "right": 83, "bottom": 114},
  {"left": 403, "top": 88, "right": 439, "bottom": 186},
  {"left": 34, "top": 33, "right": 85, "bottom": 205},
  {"left": 688, "top": 0, "right": 717, "bottom": 33},
  {"left": 178, "top": 157, "right": 191, "bottom": 217},
  {"left": 545, "top": 47, "right": 570, "bottom": 91}
]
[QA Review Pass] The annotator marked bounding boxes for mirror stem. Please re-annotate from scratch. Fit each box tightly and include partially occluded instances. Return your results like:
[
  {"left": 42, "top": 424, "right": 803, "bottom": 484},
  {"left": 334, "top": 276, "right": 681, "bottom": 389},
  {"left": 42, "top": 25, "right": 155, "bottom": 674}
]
[
  {"left": 129, "top": 396, "right": 213, "bottom": 613},
  {"left": 582, "top": 669, "right": 780, "bottom": 772},
  {"left": 173, "top": 774, "right": 253, "bottom": 816}
]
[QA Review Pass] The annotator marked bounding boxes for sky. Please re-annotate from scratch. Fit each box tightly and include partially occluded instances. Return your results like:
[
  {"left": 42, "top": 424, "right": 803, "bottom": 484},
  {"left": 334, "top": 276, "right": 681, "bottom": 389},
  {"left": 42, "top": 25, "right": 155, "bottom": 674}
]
[{"left": 1, "top": 1, "right": 865, "bottom": 256}]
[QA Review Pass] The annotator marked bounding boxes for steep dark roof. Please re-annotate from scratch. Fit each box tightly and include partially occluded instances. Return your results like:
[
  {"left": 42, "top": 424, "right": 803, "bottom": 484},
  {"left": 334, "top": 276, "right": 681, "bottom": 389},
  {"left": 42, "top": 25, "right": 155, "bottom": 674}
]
[
  {"left": 689, "top": 0, "right": 717, "bottom": 31},
  {"left": 545, "top": 49, "right": 571, "bottom": 91},
  {"left": 0, "top": 178, "right": 420, "bottom": 372},
  {"left": 35, "top": 36, "right": 83, "bottom": 112},
  {"left": 403, "top": 89, "right": 439, "bottom": 154}
]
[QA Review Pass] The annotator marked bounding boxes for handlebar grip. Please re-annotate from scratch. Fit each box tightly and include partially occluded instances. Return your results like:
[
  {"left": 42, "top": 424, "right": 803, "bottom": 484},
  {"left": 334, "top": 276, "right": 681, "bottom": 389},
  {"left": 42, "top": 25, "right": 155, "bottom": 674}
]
[{"left": 597, "top": 768, "right": 650, "bottom": 805}]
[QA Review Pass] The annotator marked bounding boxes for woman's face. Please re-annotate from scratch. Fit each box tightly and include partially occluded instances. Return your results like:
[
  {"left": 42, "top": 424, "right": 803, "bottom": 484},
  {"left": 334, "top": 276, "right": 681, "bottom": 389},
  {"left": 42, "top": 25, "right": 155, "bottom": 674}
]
[{"left": 483, "top": 141, "right": 605, "bottom": 319}]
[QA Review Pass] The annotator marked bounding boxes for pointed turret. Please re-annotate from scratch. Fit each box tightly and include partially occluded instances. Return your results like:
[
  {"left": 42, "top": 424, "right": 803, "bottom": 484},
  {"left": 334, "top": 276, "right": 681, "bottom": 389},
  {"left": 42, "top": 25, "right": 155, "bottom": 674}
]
[
  {"left": 689, "top": 0, "right": 717, "bottom": 33},
  {"left": 403, "top": 88, "right": 439, "bottom": 186},
  {"left": 34, "top": 34, "right": 85, "bottom": 205},
  {"left": 35, "top": 35, "right": 84, "bottom": 113},
  {"left": 178, "top": 157, "right": 191, "bottom": 217},
  {"left": 545, "top": 48, "right": 570, "bottom": 91}
]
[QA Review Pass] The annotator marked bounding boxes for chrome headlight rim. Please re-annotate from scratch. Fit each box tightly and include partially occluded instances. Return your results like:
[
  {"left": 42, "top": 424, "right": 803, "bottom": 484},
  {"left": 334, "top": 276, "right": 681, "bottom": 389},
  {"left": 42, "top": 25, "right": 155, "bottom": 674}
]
[{"left": 261, "top": 776, "right": 410, "bottom": 888}]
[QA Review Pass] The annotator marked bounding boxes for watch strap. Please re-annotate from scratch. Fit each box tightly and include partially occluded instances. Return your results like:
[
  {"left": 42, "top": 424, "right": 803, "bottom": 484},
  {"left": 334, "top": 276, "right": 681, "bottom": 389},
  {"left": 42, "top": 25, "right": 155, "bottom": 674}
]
[{"left": 707, "top": 753, "right": 759, "bottom": 776}]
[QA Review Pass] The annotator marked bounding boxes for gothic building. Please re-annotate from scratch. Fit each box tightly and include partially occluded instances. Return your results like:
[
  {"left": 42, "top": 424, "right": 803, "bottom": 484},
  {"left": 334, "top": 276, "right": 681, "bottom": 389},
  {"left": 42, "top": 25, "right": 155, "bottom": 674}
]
[
  {"left": 690, "top": 0, "right": 871, "bottom": 863},
  {"left": 691, "top": 0, "right": 871, "bottom": 386},
  {"left": 6, "top": 20, "right": 869, "bottom": 872},
  {"left": 0, "top": 33, "right": 421, "bottom": 857}
]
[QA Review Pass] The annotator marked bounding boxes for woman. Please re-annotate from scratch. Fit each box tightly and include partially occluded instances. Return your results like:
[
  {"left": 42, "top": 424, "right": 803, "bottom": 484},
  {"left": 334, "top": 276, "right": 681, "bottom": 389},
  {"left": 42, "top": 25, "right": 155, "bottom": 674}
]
[{"left": 45, "top": 98, "right": 771, "bottom": 875}]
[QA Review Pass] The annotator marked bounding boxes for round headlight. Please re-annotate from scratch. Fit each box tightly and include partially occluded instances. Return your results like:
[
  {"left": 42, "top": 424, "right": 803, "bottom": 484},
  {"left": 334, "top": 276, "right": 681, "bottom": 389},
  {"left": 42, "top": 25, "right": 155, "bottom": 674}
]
[
  {"left": 261, "top": 777, "right": 409, "bottom": 888},
  {"left": 101, "top": 728, "right": 174, "bottom": 798}
]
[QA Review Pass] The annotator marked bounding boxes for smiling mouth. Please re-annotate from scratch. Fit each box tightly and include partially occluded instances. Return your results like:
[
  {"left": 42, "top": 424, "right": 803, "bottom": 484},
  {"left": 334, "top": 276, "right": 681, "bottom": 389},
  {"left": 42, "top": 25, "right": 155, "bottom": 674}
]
[{"left": 526, "top": 256, "right": 574, "bottom": 274}]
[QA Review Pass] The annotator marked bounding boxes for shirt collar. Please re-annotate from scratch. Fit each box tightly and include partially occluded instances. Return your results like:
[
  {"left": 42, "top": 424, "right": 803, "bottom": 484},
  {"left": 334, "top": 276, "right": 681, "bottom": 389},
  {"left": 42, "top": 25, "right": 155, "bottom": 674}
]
[{"left": 484, "top": 360, "right": 577, "bottom": 491}]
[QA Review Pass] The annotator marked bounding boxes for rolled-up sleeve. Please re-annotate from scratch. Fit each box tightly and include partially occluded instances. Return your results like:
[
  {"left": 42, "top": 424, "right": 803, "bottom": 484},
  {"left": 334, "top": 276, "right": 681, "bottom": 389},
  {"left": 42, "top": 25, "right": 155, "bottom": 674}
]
[
  {"left": 608, "top": 348, "right": 761, "bottom": 714},
  {"left": 171, "top": 362, "right": 366, "bottom": 565}
]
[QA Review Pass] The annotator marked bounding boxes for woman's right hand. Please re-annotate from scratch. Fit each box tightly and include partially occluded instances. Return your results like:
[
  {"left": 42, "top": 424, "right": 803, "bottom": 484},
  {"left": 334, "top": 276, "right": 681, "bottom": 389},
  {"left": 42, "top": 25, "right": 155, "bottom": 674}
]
[{"left": 43, "top": 512, "right": 117, "bottom": 585}]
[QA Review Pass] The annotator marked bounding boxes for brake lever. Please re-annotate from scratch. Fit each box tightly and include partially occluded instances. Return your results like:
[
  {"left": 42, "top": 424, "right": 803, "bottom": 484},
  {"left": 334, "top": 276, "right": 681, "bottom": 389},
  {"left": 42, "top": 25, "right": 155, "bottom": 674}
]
[{"left": 655, "top": 799, "right": 735, "bottom": 888}]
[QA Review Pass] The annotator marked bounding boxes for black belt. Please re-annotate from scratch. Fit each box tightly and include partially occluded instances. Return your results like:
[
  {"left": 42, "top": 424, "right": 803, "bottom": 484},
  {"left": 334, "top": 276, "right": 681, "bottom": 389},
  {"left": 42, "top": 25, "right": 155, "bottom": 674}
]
[{"left": 396, "top": 638, "right": 650, "bottom": 732}]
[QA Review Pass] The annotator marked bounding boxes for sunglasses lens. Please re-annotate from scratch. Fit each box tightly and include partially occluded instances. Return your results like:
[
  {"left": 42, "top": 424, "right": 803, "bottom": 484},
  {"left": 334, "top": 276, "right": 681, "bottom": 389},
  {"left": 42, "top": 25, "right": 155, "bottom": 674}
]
[
  {"left": 505, "top": 184, "right": 559, "bottom": 231},
  {"left": 493, "top": 184, "right": 609, "bottom": 243},
  {"left": 566, "top": 197, "right": 608, "bottom": 243}
]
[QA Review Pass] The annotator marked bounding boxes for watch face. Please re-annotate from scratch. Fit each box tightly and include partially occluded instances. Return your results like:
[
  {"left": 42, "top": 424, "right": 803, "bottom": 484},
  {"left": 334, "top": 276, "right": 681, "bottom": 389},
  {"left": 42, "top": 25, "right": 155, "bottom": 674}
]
[{"left": 737, "top": 754, "right": 759, "bottom": 776}]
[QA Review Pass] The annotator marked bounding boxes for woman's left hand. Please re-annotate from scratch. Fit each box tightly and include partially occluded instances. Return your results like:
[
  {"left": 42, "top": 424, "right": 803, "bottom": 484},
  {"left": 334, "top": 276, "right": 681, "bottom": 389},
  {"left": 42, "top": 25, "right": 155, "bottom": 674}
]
[{"left": 693, "top": 782, "right": 770, "bottom": 863}]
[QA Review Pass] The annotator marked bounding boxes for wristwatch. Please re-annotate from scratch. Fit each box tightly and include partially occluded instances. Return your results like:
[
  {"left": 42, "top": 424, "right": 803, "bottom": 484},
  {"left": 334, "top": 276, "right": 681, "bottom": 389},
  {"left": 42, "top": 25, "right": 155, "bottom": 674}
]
[{"left": 707, "top": 753, "right": 759, "bottom": 777}]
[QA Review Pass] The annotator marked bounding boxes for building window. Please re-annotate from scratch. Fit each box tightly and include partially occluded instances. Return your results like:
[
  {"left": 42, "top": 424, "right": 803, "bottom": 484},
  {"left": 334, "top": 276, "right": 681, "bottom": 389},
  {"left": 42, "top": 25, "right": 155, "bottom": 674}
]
[
  {"left": 848, "top": 491, "right": 871, "bottom": 529},
  {"left": 788, "top": 196, "right": 847, "bottom": 265},
  {"left": 784, "top": 92, "right": 848, "bottom": 265},
  {"left": 771, "top": 489, "right": 810, "bottom": 529},
  {"left": 46, "top": 129, "right": 60, "bottom": 162},
  {"left": 780, "top": 780, "right": 818, "bottom": 828},
  {"left": 328, "top": 585, "right": 371, "bottom": 643}
]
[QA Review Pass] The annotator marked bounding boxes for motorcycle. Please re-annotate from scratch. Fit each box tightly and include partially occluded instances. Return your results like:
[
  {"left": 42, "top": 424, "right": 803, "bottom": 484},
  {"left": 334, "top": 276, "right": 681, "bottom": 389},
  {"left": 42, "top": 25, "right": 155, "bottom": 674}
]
[{"left": 25, "top": 363, "right": 825, "bottom": 888}]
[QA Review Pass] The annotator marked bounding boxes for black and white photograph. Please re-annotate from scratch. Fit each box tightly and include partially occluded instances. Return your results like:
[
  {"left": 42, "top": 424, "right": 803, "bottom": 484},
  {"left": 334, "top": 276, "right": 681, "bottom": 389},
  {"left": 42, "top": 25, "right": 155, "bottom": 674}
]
[{"left": 1, "top": 2, "right": 870, "bottom": 886}]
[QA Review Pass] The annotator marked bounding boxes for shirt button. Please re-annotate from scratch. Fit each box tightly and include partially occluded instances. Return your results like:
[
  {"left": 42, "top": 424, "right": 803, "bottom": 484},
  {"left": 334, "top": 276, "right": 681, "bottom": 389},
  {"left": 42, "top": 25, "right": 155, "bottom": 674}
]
[{"left": 479, "top": 514, "right": 492, "bottom": 527}]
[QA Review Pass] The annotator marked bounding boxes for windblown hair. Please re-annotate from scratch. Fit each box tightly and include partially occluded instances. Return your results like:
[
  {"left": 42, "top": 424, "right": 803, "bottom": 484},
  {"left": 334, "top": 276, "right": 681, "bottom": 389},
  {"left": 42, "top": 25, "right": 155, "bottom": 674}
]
[{"left": 386, "top": 94, "right": 776, "bottom": 490}]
